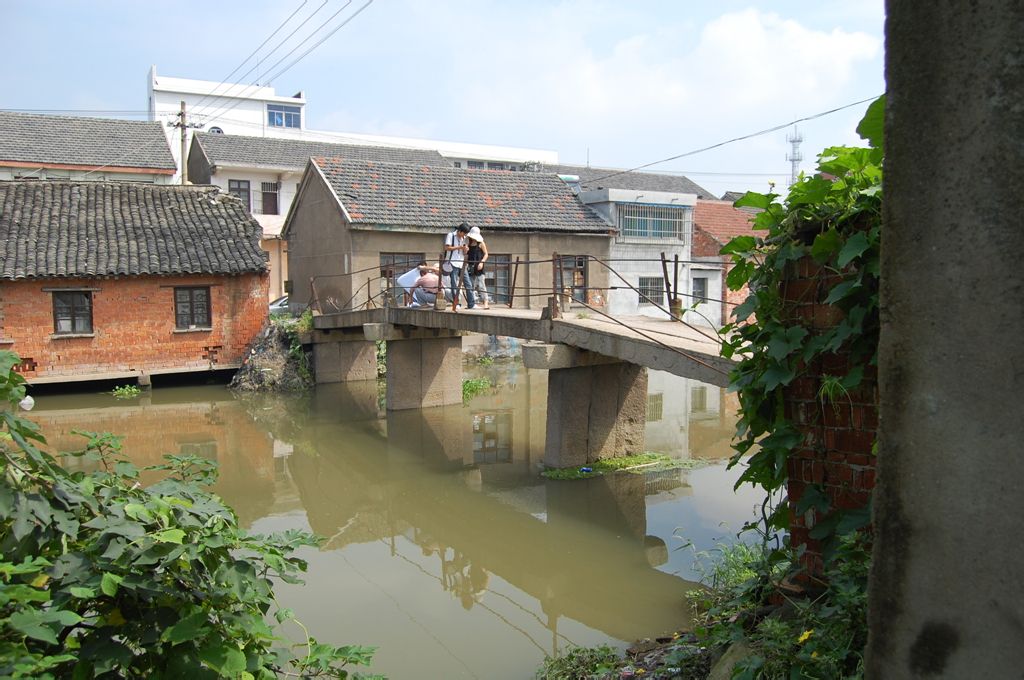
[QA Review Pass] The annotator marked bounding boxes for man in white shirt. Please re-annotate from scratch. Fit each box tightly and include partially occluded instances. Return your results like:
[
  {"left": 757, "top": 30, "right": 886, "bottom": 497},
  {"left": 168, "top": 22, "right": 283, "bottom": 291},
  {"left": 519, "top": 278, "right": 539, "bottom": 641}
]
[{"left": 443, "top": 223, "right": 475, "bottom": 310}]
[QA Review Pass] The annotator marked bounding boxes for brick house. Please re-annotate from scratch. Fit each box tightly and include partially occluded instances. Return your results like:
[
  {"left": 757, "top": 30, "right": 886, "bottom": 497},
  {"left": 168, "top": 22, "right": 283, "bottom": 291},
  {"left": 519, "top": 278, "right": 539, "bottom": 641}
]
[
  {"left": 0, "top": 111, "right": 176, "bottom": 183},
  {"left": 283, "top": 158, "right": 614, "bottom": 313},
  {"left": 0, "top": 181, "right": 269, "bottom": 385},
  {"left": 692, "top": 199, "right": 764, "bottom": 327}
]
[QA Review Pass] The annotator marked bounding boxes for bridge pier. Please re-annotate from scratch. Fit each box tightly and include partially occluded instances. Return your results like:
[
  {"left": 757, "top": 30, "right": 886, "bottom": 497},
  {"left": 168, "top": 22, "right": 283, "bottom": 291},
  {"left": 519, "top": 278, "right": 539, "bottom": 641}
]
[
  {"left": 523, "top": 344, "right": 647, "bottom": 468},
  {"left": 364, "top": 324, "right": 466, "bottom": 411},
  {"left": 311, "top": 330, "right": 378, "bottom": 383}
]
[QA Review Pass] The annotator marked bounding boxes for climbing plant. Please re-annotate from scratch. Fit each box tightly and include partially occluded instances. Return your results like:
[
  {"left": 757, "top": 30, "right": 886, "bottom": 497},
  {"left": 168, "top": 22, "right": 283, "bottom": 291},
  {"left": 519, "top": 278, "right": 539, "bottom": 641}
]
[
  {"left": 0, "top": 351, "right": 379, "bottom": 678},
  {"left": 719, "top": 96, "right": 884, "bottom": 551}
]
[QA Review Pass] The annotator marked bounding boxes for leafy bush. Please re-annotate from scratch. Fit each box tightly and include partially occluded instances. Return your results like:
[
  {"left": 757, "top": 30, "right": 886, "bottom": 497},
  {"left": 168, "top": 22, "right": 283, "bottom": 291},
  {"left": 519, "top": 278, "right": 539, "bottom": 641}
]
[
  {"left": 0, "top": 351, "right": 379, "bottom": 678},
  {"left": 535, "top": 644, "right": 621, "bottom": 679}
]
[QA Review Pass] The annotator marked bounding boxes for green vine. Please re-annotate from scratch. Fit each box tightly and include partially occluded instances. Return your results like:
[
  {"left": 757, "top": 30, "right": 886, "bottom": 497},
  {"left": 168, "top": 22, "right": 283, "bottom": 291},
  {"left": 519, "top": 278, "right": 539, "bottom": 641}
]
[{"left": 719, "top": 96, "right": 884, "bottom": 551}]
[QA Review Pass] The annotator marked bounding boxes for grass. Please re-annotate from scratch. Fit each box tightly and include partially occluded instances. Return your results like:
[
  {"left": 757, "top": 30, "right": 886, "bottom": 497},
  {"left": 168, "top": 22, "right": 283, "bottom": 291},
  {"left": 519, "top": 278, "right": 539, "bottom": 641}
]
[
  {"left": 462, "top": 377, "right": 493, "bottom": 403},
  {"left": 110, "top": 384, "right": 141, "bottom": 399},
  {"left": 541, "top": 451, "right": 712, "bottom": 480}
]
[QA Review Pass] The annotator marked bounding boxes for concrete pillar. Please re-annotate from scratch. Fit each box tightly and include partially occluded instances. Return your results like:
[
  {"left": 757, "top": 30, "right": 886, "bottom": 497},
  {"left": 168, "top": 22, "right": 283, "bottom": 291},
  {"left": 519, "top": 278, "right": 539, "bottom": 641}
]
[
  {"left": 312, "top": 340, "right": 377, "bottom": 383},
  {"left": 868, "top": 2, "right": 1024, "bottom": 677},
  {"left": 524, "top": 344, "right": 647, "bottom": 467},
  {"left": 385, "top": 336, "right": 463, "bottom": 410}
]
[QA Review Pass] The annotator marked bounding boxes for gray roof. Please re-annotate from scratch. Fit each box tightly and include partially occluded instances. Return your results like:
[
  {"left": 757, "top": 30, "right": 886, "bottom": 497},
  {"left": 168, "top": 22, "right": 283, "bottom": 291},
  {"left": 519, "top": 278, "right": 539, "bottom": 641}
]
[
  {"left": 540, "top": 163, "right": 717, "bottom": 199},
  {"left": 720, "top": 191, "right": 747, "bottom": 203},
  {"left": 0, "top": 181, "right": 267, "bottom": 280},
  {"left": 193, "top": 132, "right": 449, "bottom": 171},
  {"left": 312, "top": 158, "right": 612, "bottom": 234},
  {"left": 0, "top": 111, "right": 176, "bottom": 171}
]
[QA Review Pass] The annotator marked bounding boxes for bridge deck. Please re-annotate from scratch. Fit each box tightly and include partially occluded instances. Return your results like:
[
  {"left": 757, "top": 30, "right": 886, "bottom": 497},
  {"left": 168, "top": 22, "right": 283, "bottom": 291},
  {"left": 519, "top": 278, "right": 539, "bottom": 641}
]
[{"left": 314, "top": 306, "right": 735, "bottom": 387}]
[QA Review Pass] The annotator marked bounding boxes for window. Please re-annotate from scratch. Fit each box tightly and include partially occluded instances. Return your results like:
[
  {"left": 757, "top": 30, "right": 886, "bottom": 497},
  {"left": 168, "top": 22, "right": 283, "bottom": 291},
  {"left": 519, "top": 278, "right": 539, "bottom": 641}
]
[
  {"left": 647, "top": 393, "right": 664, "bottom": 422},
  {"left": 258, "top": 181, "right": 279, "bottom": 215},
  {"left": 556, "top": 255, "right": 589, "bottom": 303},
  {"left": 53, "top": 292, "right": 92, "bottom": 334},
  {"left": 208, "top": 126, "right": 224, "bottom": 134},
  {"left": 487, "top": 162, "right": 505, "bottom": 171},
  {"left": 473, "top": 411, "right": 513, "bottom": 464},
  {"left": 638, "top": 276, "right": 664, "bottom": 306},
  {"left": 228, "top": 180, "right": 250, "bottom": 210},
  {"left": 618, "top": 204, "right": 693, "bottom": 241},
  {"left": 175, "top": 287, "right": 211, "bottom": 329},
  {"left": 380, "top": 252, "right": 425, "bottom": 304},
  {"left": 484, "top": 254, "right": 511, "bottom": 305},
  {"left": 453, "top": 161, "right": 462, "bottom": 169},
  {"left": 467, "top": 160, "right": 485, "bottom": 169},
  {"left": 691, "top": 385, "right": 708, "bottom": 412},
  {"left": 267, "top": 104, "right": 301, "bottom": 128},
  {"left": 692, "top": 276, "right": 708, "bottom": 304}
]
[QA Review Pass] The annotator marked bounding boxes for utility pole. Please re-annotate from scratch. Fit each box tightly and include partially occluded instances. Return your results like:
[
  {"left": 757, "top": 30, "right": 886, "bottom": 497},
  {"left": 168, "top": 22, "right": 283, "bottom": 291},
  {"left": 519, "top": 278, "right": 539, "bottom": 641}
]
[
  {"left": 179, "top": 101, "right": 188, "bottom": 185},
  {"left": 167, "top": 100, "right": 200, "bottom": 185}
]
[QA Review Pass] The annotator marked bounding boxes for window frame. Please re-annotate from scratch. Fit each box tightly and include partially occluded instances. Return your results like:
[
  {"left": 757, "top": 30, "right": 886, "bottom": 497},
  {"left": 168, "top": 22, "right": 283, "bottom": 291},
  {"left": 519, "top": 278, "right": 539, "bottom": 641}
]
[
  {"left": 174, "top": 286, "right": 212, "bottom": 330},
  {"left": 228, "top": 179, "right": 251, "bottom": 211},
  {"left": 484, "top": 254, "right": 512, "bottom": 305},
  {"left": 556, "top": 255, "right": 589, "bottom": 304},
  {"left": 267, "top": 104, "right": 301, "bottom": 128},
  {"left": 380, "top": 252, "right": 426, "bottom": 304},
  {"left": 259, "top": 181, "right": 280, "bottom": 216},
  {"left": 52, "top": 291, "right": 93, "bottom": 335},
  {"left": 638, "top": 276, "right": 665, "bottom": 306},
  {"left": 617, "top": 203, "right": 693, "bottom": 243},
  {"left": 692, "top": 276, "right": 709, "bottom": 304}
]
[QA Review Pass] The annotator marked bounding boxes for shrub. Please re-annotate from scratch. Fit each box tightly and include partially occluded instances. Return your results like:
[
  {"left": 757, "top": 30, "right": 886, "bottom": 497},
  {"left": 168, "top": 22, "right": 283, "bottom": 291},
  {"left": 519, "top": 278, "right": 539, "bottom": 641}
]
[{"left": 0, "top": 351, "right": 379, "bottom": 678}]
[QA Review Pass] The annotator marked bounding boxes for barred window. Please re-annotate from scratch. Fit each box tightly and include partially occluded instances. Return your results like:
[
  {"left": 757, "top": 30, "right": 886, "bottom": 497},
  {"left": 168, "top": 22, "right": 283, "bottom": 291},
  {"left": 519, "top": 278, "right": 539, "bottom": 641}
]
[
  {"left": 618, "top": 204, "right": 692, "bottom": 241},
  {"left": 638, "top": 276, "right": 664, "bottom": 306}
]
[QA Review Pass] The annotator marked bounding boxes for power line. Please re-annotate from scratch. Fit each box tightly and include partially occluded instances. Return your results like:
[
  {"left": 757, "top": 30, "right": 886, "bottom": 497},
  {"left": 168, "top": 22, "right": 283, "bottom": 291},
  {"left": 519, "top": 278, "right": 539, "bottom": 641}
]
[{"left": 189, "top": 0, "right": 311, "bottom": 112}]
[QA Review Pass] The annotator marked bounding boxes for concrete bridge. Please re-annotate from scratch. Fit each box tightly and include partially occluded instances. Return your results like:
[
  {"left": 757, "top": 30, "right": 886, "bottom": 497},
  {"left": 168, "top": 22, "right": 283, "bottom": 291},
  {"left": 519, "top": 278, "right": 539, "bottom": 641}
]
[{"left": 309, "top": 305, "right": 734, "bottom": 468}]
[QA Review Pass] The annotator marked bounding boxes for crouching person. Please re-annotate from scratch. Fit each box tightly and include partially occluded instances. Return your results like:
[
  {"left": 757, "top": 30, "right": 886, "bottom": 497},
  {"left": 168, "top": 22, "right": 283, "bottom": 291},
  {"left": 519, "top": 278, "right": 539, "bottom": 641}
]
[{"left": 410, "top": 261, "right": 440, "bottom": 308}]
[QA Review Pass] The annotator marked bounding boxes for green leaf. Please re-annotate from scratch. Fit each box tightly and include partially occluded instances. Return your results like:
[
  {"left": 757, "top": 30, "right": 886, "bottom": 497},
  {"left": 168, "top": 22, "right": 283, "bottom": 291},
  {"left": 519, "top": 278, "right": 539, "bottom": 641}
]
[
  {"left": 733, "top": 191, "right": 773, "bottom": 210},
  {"left": 152, "top": 529, "right": 186, "bottom": 544},
  {"left": 166, "top": 611, "right": 210, "bottom": 644},
  {"left": 837, "top": 231, "right": 871, "bottom": 268},
  {"left": 762, "top": 363, "right": 796, "bottom": 391},
  {"left": 9, "top": 610, "right": 60, "bottom": 644},
  {"left": 767, "top": 326, "right": 808, "bottom": 361},
  {"left": 726, "top": 261, "right": 753, "bottom": 290},
  {"left": 720, "top": 235, "right": 756, "bottom": 255},
  {"left": 856, "top": 94, "right": 885, "bottom": 150},
  {"left": 70, "top": 586, "right": 96, "bottom": 599},
  {"left": 200, "top": 643, "right": 246, "bottom": 675},
  {"left": 100, "top": 572, "right": 123, "bottom": 597},
  {"left": 824, "top": 279, "right": 862, "bottom": 305},
  {"left": 811, "top": 228, "right": 843, "bottom": 262}
]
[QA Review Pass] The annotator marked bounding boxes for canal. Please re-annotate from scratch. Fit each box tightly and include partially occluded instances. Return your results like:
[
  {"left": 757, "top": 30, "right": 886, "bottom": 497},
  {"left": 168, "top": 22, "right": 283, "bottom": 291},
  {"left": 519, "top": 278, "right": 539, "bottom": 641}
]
[{"left": 29, "top": 360, "right": 761, "bottom": 679}]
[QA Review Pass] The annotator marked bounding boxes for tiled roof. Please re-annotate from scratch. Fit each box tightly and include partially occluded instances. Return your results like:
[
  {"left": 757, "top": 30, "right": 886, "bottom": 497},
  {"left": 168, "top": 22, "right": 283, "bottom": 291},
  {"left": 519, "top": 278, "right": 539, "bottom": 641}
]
[
  {"left": 0, "top": 111, "right": 176, "bottom": 171},
  {"left": 194, "top": 132, "right": 449, "bottom": 171},
  {"left": 720, "top": 190, "right": 747, "bottom": 203},
  {"left": 0, "top": 182, "right": 267, "bottom": 280},
  {"left": 312, "top": 158, "right": 612, "bottom": 233},
  {"left": 540, "top": 163, "right": 717, "bottom": 199},
  {"left": 693, "top": 199, "right": 763, "bottom": 245}
]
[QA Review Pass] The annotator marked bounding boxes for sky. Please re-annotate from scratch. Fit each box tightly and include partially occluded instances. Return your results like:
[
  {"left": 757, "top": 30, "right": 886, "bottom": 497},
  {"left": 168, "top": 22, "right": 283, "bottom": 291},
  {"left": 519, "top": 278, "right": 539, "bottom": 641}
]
[{"left": 0, "top": 1, "right": 885, "bottom": 197}]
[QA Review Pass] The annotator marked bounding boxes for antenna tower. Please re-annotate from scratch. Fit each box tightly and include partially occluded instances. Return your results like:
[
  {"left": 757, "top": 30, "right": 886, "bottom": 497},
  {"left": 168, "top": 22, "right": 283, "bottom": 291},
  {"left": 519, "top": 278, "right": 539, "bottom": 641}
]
[{"left": 786, "top": 126, "right": 803, "bottom": 186}]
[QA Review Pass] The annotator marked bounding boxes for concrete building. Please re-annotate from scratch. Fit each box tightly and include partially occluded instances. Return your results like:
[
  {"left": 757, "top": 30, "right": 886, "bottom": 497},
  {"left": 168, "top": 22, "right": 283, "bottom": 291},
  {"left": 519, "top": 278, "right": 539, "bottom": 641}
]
[
  {"left": 187, "top": 132, "right": 450, "bottom": 300},
  {"left": 0, "top": 111, "right": 176, "bottom": 183},
  {"left": 0, "top": 182, "right": 268, "bottom": 385},
  {"left": 283, "top": 158, "right": 613, "bottom": 314},
  {"left": 149, "top": 66, "right": 557, "bottom": 182},
  {"left": 546, "top": 164, "right": 720, "bottom": 324}
]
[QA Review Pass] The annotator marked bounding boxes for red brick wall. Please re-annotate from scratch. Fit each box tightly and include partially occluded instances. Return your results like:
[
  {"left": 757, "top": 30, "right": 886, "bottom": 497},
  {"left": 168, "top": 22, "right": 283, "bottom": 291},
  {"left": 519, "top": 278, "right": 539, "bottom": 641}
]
[
  {"left": 692, "top": 226, "right": 750, "bottom": 326},
  {"left": 0, "top": 273, "right": 268, "bottom": 381},
  {"left": 781, "top": 257, "right": 878, "bottom": 575}
]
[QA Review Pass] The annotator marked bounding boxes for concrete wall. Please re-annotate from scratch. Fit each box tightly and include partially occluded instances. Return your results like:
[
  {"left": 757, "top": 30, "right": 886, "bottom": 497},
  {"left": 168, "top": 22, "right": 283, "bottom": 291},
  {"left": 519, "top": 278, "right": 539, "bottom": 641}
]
[
  {"left": 0, "top": 273, "right": 268, "bottom": 382},
  {"left": 867, "top": 2, "right": 1024, "bottom": 676},
  {"left": 285, "top": 171, "right": 353, "bottom": 311}
]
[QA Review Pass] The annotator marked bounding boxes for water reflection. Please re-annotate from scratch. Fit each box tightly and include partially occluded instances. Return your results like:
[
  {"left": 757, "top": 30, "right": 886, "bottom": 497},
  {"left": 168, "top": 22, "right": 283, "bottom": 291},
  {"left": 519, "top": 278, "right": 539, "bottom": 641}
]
[{"left": 28, "top": 363, "right": 757, "bottom": 679}]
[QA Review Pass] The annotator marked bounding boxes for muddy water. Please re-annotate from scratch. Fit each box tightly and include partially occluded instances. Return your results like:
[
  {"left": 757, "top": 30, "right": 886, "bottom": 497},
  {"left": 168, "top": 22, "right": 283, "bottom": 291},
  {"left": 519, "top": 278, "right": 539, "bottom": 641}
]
[{"left": 29, "top": 362, "right": 762, "bottom": 679}]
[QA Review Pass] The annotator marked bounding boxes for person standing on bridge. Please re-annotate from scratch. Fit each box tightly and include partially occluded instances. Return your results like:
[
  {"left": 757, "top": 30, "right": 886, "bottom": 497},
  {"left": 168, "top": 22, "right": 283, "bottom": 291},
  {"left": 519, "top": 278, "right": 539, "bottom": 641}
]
[
  {"left": 466, "top": 226, "right": 490, "bottom": 310},
  {"left": 443, "top": 222, "right": 475, "bottom": 311}
]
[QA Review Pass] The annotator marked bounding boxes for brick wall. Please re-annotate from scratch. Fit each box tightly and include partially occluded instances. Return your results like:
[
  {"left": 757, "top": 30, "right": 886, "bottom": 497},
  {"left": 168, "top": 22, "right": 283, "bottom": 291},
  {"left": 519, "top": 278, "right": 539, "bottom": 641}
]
[
  {"left": 692, "top": 226, "right": 749, "bottom": 326},
  {"left": 0, "top": 273, "right": 268, "bottom": 381},
  {"left": 781, "top": 257, "right": 878, "bottom": 575}
]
